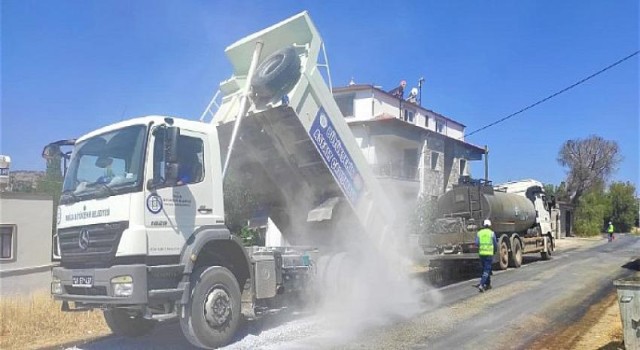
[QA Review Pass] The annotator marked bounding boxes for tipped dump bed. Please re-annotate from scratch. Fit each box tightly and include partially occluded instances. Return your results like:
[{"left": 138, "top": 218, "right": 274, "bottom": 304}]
[{"left": 214, "top": 12, "right": 395, "bottom": 247}]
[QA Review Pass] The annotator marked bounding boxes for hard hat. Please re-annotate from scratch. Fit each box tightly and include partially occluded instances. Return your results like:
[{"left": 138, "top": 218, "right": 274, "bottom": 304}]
[
  {"left": 483, "top": 219, "right": 491, "bottom": 227},
  {"left": 609, "top": 221, "right": 612, "bottom": 224}
]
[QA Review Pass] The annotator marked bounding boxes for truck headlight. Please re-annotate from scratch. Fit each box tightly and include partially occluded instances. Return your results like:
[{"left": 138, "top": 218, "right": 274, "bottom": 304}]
[
  {"left": 51, "top": 277, "right": 62, "bottom": 295},
  {"left": 111, "top": 275, "right": 133, "bottom": 297}
]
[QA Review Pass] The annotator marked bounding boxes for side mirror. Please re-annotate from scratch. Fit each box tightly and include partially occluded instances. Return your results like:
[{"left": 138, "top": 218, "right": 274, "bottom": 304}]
[
  {"left": 164, "top": 126, "right": 180, "bottom": 183},
  {"left": 165, "top": 126, "right": 180, "bottom": 163}
]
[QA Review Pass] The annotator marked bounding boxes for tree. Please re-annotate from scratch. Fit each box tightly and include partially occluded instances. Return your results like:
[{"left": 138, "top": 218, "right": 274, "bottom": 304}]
[
  {"left": 573, "top": 186, "right": 610, "bottom": 236},
  {"left": 543, "top": 182, "right": 569, "bottom": 202},
  {"left": 557, "top": 135, "right": 621, "bottom": 206},
  {"left": 607, "top": 181, "right": 637, "bottom": 232},
  {"left": 36, "top": 153, "right": 64, "bottom": 236},
  {"left": 543, "top": 183, "right": 555, "bottom": 198},
  {"left": 223, "top": 177, "right": 263, "bottom": 237},
  {"left": 239, "top": 227, "right": 264, "bottom": 246}
]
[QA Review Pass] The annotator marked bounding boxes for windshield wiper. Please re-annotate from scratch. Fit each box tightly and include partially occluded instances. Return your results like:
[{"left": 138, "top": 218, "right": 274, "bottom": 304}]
[
  {"left": 92, "top": 182, "right": 115, "bottom": 196},
  {"left": 60, "top": 190, "right": 79, "bottom": 203}
]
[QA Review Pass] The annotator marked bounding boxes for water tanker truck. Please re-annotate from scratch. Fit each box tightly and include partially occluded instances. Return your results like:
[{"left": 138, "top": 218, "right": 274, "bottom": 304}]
[
  {"left": 50, "top": 12, "right": 397, "bottom": 349},
  {"left": 420, "top": 177, "right": 555, "bottom": 278}
]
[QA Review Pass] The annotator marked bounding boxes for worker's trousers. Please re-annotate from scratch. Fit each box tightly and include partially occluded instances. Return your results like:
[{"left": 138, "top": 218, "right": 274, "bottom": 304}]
[{"left": 479, "top": 256, "right": 493, "bottom": 287}]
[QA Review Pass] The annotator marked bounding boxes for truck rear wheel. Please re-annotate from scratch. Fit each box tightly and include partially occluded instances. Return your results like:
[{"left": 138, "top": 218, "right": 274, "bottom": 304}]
[
  {"left": 180, "top": 266, "right": 241, "bottom": 349},
  {"left": 103, "top": 308, "right": 155, "bottom": 337},
  {"left": 509, "top": 238, "right": 523, "bottom": 268},
  {"left": 315, "top": 253, "right": 353, "bottom": 297},
  {"left": 498, "top": 236, "right": 510, "bottom": 270}
]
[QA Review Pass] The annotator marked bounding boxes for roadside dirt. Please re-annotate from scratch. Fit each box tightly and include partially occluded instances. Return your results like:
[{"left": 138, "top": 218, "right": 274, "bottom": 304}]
[
  {"left": 529, "top": 290, "right": 624, "bottom": 350},
  {"left": 528, "top": 239, "right": 639, "bottom": 350}
]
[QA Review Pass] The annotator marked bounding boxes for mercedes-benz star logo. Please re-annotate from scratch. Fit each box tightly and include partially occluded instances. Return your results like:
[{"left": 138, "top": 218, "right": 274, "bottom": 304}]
[{"left": 78, "top": 229, "right": 90, "bottom": 250}]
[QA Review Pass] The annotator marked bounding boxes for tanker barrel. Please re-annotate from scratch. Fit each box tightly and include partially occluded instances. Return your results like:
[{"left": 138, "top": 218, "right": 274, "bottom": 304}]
[{"left": 437, "top": 184, "right": 537, "bottom": 234}]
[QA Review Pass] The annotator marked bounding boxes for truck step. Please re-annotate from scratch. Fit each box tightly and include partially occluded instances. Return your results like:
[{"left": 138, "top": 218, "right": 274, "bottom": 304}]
[{"left": 148, "top": 288, "right": 184, "bottom": 301}]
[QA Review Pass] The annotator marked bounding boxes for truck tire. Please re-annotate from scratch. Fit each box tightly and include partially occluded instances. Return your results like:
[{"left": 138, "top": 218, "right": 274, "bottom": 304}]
[
  {"left": 509, "top": 238, "right": 523, "bottom": 268},
  {"left": 541, "top": 236, "right": 553, "bottom": 260},
  {"left": 103, "top": 308, "right": 155, "bottom": 337},
  {"left": 315, "top": 252, "right": 352, "bottom": 297},
  {"left": 180, "top": 266, "right": 241, "bottom": 349},
  {"left": 251, "top": 46, "right": 301, "bottom": 101},
  {"left": 497, "top": 236, "right": 510, "bottom": 270}
]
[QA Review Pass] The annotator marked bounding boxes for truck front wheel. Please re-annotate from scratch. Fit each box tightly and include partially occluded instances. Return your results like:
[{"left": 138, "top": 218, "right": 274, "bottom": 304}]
[
  {"left": 103, "top": 308, "right": 155, "bottom": 337},
  {"left": 541, "top": 236, "right": 553, "bottom": 260},
  {"left": 180, "top": 266, "right": 241, "bottom": 349}
]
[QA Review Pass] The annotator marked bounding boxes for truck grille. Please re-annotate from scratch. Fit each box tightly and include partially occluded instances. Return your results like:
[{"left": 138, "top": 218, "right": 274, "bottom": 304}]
[
  {"left": 64, "top": 286, "right": 108, "bottom": 296},
  {"left": 58, "top": 221, "right": 128, "bottom": 268}
]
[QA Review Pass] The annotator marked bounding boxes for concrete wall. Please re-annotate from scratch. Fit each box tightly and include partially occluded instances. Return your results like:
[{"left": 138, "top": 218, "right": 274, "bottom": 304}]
[{"left": 0, "top": 192, "right": 54, "bottom": 296}]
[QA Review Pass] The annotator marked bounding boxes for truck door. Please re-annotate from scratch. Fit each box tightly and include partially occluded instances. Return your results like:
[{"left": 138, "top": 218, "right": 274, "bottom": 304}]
[
  {"left": 144, "top": 128, "right": 215, "bottom": 256},
  {"left": 533, "top": 194, "right": 552, "bottom": 235}
]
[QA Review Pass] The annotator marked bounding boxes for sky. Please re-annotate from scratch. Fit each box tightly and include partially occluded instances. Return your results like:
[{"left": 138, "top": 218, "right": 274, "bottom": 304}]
[{"left": 2, "top": 1, "right": 638, "bottom": 188}]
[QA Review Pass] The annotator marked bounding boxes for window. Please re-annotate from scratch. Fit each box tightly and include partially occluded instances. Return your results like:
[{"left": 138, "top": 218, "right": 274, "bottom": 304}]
[
  {"left": 0, "top": 168, "right": 8, "bottom": 176},
  {"left": 153, "top": 132, "right": 205, "bottom": 186},
  {"left": 459, "top": 159, "right": 467, "bottom": 176},
  {"left": 431, "top": 152, "right": 439, "bottom": 170},
  {"left": 61, "top": 125, "right": 146, "bottom": 200},
  {"left": 335, "top": 94, "right": 355, "bottom": 117},
  {"left": 0, "top": 225, "right": 15, "bottom": 260},
  {"left": 403, "top": 148, "right": 418, "bottom": 179},
  {"left": 403, "top": 109, "right": 415, "bottom": 123},
  {"left": 436, "top": 119, "right": 445, "bottom": 134},
  {"left": 424, "top": 117, "right": 429, "bottom": 128}
]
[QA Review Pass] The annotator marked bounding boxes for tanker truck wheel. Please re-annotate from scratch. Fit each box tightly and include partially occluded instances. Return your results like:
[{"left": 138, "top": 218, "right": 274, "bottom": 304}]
[
  {"left": 251, "top": 46, "right": 302, "bottom": 101},
  {"left": 180, "top": 266, "right": 241, "bottom": 349},
  {"left": 509, "top": 238, "right": 523, "bottom": 268},
  {"left": 103, "top": 308, "right": 155, "bottom": 337},
  {"left": 541, "top": 236, "right": 553, "bottom": 260},
  {"left": 497, "top": 236, "right": 510, "bottom": 270}
]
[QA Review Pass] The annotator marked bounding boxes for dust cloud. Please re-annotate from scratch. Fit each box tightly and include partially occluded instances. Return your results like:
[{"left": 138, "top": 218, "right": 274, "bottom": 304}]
[{"left": 293, "top": 184, "right": 442, "bottom": 347}]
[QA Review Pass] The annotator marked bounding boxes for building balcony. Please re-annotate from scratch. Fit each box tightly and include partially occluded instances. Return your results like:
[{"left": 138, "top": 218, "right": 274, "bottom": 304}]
[{"left": 371, "top": 161, "right": 419, "bottom": 181}]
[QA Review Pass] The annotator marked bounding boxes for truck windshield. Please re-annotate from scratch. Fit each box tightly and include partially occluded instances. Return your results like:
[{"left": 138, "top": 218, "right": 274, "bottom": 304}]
[{"left": 61, "top": 125, "right": 146, "bottom": 203}]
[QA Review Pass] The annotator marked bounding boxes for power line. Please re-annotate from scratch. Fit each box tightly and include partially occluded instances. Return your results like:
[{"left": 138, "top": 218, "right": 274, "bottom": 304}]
[{"left": 463, "top": 50, "right": 640, "bottom": 139}]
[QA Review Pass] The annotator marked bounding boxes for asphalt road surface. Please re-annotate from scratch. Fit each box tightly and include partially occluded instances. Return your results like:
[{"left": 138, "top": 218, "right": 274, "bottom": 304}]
[{"left": 66, "top": 234, "right": 640, "bottom": 350}]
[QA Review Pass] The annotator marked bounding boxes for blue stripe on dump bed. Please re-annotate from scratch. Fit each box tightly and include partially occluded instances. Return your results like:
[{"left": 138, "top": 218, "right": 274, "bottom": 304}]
[{"left": 309, "top": 107, "right": 363, "bottom": 206}]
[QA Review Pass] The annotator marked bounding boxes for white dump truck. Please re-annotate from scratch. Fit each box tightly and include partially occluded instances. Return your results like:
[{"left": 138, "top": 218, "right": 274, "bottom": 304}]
[
  {"left": 420, "top": 177, "right": 555, "bottom": 281},
  {"left": 50, "top": 12, "right": 397, "bottom": 349}
]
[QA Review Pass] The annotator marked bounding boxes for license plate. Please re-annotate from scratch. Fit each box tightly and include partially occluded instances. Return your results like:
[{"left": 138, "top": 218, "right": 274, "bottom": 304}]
[{"left": 72, "top": 276, "right": 93, "bottom": 288}]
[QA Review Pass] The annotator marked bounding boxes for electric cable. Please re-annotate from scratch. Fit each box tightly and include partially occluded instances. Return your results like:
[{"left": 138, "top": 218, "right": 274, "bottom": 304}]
[{"left": 463, "top": 50, "right": 639, "bottom": 139}]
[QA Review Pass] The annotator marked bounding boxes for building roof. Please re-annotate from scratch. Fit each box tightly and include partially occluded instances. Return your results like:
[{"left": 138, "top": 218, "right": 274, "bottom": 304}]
[
  {"left": 333, "top": 84, "right": 466, "bottom": 127},
  {"left": 347, "top": 115, "right": 486, "bottom": 154}
]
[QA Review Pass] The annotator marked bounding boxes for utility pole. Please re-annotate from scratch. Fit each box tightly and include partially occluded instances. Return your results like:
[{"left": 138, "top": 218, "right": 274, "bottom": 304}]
[
  {"left": 484, "top": 145, "right": 489, "bottom": 183},
  {"left": 418, "top": 77, "right": 425, "bottom": 106}
]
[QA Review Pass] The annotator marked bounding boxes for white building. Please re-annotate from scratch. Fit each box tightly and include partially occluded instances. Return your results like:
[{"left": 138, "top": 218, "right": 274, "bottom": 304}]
[
  {"left": 332, "top": 84, "right": 486, "bottom": 212},
  {"left": 0, "top": 192, "right": 54, "bottom": 296},
  {"left": 0, "top": 155, "right": 10, "bottom": 192}
]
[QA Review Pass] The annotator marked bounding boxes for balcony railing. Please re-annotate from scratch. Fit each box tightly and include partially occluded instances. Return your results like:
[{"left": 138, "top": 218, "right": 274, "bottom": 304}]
[{"left": 371, "top": 161, "right": 419, "bottom": 181}]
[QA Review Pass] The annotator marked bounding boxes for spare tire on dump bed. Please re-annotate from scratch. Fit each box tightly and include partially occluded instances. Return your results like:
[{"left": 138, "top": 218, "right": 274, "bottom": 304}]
[{"left": 251, "top": 46, "right": 301, "bottom": 101}]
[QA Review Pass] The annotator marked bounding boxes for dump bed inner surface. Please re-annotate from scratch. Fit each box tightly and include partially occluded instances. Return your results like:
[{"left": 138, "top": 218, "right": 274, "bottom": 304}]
[{"left": 218, "top": 106, "right": 364, "bottom": 246}]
